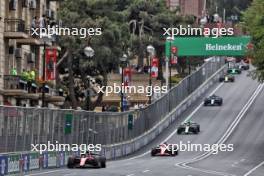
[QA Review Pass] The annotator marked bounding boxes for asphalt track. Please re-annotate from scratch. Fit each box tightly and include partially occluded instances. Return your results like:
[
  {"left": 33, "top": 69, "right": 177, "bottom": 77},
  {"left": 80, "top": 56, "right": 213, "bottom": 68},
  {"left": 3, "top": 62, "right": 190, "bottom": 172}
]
[{"left": 27, "top": 69, "right": 264, "bottom": 176}]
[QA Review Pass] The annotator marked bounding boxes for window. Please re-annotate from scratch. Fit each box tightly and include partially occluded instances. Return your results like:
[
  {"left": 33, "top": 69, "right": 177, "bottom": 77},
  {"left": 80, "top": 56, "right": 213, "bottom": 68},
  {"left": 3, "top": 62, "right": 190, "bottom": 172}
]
[{"left": 9, "top": 0, "right": 17, "bottom": 10}]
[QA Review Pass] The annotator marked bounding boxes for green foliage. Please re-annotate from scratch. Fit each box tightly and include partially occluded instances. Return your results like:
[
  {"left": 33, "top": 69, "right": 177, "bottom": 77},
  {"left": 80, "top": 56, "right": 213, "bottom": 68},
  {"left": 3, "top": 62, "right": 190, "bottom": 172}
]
[
  {"left": 57, "top": 0, "right": 193, "bottom": 108},
  {"left": 243, "top": 0, "right": 264, "bottom": 82}
]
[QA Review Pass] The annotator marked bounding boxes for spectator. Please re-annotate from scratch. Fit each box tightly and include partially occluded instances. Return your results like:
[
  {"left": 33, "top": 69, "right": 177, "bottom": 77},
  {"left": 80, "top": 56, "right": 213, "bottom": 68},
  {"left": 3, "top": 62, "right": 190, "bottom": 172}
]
[
  {"left": 21, "top": 69, "right": 29, "bottom": 81},
  {"left": 31, "top": 16, "right": 38, "bottom": 28},
  {"left": 29, "top": 69, "right": 36, "bottom": 82},
  {"left": 39, "top": 15, "right": 46, "bottom": 28},
  {"left": 11, "top": 68, "right": 17, "bottom": 75},
  {"left": 102, "top": 105, "right": 106, "bottom": 112}
]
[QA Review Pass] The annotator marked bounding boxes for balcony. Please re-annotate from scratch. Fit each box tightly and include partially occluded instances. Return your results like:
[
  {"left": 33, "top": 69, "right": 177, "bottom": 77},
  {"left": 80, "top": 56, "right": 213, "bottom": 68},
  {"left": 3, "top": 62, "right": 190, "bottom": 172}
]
[
  {"left": 1, "top": 75, "right": 28, "bottom": 97},
  {"left": 1, "top": 75, "right": 65, "bottom": 103},
  {"left": 38, "top": 86, "right": 65, "bottom": 103},
  {"left": 4, "top": 19, "right": 28, "bottom": 39}
]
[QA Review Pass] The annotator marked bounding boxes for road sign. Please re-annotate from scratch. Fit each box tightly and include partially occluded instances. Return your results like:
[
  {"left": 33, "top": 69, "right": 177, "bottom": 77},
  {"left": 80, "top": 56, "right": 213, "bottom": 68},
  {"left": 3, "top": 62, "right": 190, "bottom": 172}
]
[
  {"left": 65, "top": 113, "right": 73, "bottom": 134},
  {"left": 128, "top": 114, "right": 133, "bottom": 130},
  {"left": 165, "top": 36, "right": 251, "bottom": 57}
]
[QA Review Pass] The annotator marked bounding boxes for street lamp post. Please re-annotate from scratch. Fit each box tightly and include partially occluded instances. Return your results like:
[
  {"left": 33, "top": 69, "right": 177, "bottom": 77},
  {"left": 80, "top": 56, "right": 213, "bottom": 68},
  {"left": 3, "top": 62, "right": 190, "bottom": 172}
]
[
  {"left": 84, "top": 46, "right": 95, "bottom": 111},
  {"left": 147, "top": 45, "right": 155, "bottom": 104},
  {"left": 41, "top": 34, "right": 52, "bottom": 107},
  {"left": 120, "top": 54, "right": 128, "bottom": 112},
  {"left": 166, "top": 37, "right": 174, "bottom": 89}
]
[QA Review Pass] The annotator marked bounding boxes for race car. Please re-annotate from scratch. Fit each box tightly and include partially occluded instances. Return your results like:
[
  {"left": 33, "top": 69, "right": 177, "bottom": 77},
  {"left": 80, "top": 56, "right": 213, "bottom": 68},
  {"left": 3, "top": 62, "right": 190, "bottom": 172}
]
[
  {"left": 227, "top": 67, "right": 241, "bottom": 74},
  {"left": 151, "top": 143, "right": 178, "bottom": 156},
  {"left": 67, "top": 152, "right": 106, "bottom": 168},
  {"left": 177, "top": 121, "right": 200, "bottom": 134},
  {"left": 219, "top": 74, "right": 235, "bottom": 82},
  {"left": 204, "top": 94, "right": 223, "bottom": 106},
  {"left": 238, "top": 63, "right": 250, "bottom": 70}
]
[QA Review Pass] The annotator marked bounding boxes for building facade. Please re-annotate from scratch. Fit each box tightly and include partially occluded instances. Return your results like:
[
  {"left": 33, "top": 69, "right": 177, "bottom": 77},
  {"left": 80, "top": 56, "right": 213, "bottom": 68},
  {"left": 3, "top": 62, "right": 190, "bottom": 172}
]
[
  {"left": 180, "top": 0, "right": 205, "bottom": 18},
  {"left": 0, "top": 0, "right": 64, "bottom": 107}
]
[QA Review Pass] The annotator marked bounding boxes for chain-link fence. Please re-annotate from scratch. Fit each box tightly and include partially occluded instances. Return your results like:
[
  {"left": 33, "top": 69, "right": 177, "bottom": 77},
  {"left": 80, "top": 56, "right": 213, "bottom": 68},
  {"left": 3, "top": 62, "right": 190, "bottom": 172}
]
[{"left": 0, "top": 57, "right": 225, "bottom": 153}]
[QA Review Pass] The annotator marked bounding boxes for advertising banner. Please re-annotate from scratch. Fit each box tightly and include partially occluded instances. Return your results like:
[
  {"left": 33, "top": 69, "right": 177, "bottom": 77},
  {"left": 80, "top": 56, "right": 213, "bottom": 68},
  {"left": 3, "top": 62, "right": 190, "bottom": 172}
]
[
  {"left": 123, "top": 68, "right": 132, "bottom": 87},
  {"left": 151, "top": 58, "right": 159, "bottom": 78},
  {"left": 165, "top": 36, "right": 251, "bottom": 56},
  {"left": 7, "top": 154, "right": 19, "bottom": 174},
  {"left": 0, "top": 155, "right": 8, "bottom": 176},
  {"left": 43, "top": 152, "right": 48, "bottom": 169},
  {"left": 47, "top": 152, "right": 57, "bottom": 167},
  {"left": 29, "top": 153, "right": 40, "bottom": 170},
  {"left": 22, "top": 154, "right": 30, "bottom": 172},
  {"left": 45, "top": 48, "right": 57, "bottom": 80}
]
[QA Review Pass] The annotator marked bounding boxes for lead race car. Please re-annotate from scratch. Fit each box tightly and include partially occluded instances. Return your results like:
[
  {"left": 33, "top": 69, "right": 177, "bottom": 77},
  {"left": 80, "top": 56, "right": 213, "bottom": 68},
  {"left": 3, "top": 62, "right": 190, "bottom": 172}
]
[
  {"left": 67, "top": 151, "right": 106, "bottom": 168},
  {"left": 151, "top": 143, "right": 178, "bottom": 156},
  {"left": 177, "top": 121, "right": 200, "bottom": 134},
  {"left": 204, "top": 94, "right": 223, "bottom": 106}
]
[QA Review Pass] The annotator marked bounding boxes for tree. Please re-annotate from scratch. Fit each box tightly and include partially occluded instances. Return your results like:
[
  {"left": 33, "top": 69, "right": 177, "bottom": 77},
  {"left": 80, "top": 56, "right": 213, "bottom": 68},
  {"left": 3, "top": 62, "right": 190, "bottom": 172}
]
[
  {"left": 243, "top": 0, "right": 264, "bottom": 81},
  {"left": 127, "top": 0, "right": 190, "bottom": 78},
  {"left": 56, "top": 0, "right": 195, "bottom": 109},
  {"left": 57, "top": 0, "right": 130, "bottom": 109}
]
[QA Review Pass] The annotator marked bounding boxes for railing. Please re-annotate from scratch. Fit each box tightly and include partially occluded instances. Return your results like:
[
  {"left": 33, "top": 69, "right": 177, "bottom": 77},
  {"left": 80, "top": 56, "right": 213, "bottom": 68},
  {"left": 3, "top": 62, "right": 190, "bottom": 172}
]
[
  {"left": 0, "top": 58, "right": 225, "bottom": 153},
  {"left": 4, "top": 75, "right": 27, "bottom": 91},
  {"left": 4, "top": 18, "right": 26, "bottom": 32},
  {"left": 3, "top": 75, "right": 62, "bottom": 96}
]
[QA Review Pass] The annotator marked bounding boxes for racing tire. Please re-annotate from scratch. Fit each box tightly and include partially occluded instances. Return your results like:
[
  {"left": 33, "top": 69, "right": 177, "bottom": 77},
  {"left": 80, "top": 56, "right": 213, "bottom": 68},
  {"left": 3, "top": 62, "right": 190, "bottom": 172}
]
[
  {"left": 197, "top": 126, "right": 200, "bottom": 132},
  {"left": 67, "top": 157, "right": 75, "bottom": 169},
  {"left": 101, "top": 161, "right": 106, "bottom": 168},
  {"left": 193, "top": 129, "right": 198, "bottom": 134},
  {"left": 177, "top": 129, "right": 182, "bottom": 134},
  {"left": 151, "top": 150, "right": 157, "bottom": 156}
]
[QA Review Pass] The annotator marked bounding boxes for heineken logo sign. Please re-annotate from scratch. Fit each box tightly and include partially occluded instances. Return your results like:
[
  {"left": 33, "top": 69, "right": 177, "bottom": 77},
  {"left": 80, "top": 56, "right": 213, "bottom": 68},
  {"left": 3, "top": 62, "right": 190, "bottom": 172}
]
[
  {"left": 206, "top": 43, "right": 243, "bottom": 51},
  {"left": 166, "top": 36, "right": 251, "bottom": 56}
]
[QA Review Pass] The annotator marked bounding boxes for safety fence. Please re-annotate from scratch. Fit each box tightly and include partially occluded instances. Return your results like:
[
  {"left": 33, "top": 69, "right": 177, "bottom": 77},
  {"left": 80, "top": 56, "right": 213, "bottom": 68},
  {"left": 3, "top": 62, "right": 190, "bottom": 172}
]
[
  {"left": 0, "top": 57, "right": 225, "bottom": 154},
  {"left": 0, "top": 57, "right": 226, "bottom": 175}
]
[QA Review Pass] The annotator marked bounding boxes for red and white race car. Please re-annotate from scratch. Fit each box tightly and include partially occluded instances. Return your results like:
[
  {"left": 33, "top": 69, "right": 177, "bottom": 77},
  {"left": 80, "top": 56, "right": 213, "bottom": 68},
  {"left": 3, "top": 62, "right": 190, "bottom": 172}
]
[
  {"left": 67, "top": 152, "right": 106, "bottom": 168},
  {"left": 151, "top": 143, "right": 178, "bottom": 156}
]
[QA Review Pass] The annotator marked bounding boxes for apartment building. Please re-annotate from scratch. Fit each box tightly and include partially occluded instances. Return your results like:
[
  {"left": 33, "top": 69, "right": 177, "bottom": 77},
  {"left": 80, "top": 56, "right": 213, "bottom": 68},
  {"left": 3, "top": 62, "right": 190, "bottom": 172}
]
[
  {"left": 0, "top": 0, "right": 64, "bottom": 107},
  {"left": 180, "top": 0, "right": 205, "bottom": 18},
  {"left": 166, "top": 0, "right": 180, "bottom": 10},
  {"left": 166, "top": 0, "right": 205, "bottom": 19}
]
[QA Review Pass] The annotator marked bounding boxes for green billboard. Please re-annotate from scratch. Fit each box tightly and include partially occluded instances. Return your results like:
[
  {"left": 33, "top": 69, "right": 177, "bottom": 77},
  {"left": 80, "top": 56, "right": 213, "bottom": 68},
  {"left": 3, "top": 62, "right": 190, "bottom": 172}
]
[{"left": 165, "top": 36, "right": 251, "bottom": 57}]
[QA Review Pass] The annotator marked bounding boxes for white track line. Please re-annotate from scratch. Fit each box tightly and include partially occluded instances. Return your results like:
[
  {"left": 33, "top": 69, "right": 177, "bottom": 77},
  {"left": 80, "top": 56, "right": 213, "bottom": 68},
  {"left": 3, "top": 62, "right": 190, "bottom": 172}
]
[
  {"left": 142, "top": 169, "right": 150, "bottom": 173},
  {"left": 176, "top": 84, "right": 263, "bottom": 176},
  {"left": 127, "top": 83, "right": 224, "bottom": 161},
  {"left": 243, "top": 160, "right": 264, "bottom": 176},
  {"left": 184, "top": 83, "right": 224, "bottom": 123},
  {"left": 28, "top": 82, "right": 225, "bottom": 175},
  {"left": 25, "top": 170, "right": 63, "bottom": 176}
]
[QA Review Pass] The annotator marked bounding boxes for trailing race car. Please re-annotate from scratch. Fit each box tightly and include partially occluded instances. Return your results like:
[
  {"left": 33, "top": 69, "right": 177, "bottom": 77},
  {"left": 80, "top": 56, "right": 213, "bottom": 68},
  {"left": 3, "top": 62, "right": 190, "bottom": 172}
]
[
  {"left": 67, "top": 152, "right": 106, "bottom": 168},
  {"left": 151, "top": 143, "right": 178, "bottom": 156},
  {"left": 219, "top": 74, "right": 235, "bottom": 82},
  {"left": 204, "top": 94, "right": 223, "bottom": 106},
  {"left": 177, "top": 121, "right": 200, "bottom": 134},
  {"left": 227, "top": 67, "right": 241, "bottom": 74}
]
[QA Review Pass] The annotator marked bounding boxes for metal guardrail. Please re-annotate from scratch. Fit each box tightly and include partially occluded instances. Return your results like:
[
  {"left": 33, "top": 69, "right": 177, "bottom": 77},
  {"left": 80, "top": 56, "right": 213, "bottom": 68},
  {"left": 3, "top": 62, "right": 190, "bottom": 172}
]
[{"left": 0, "top": 57, "right": 225, "bottom": 154}]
